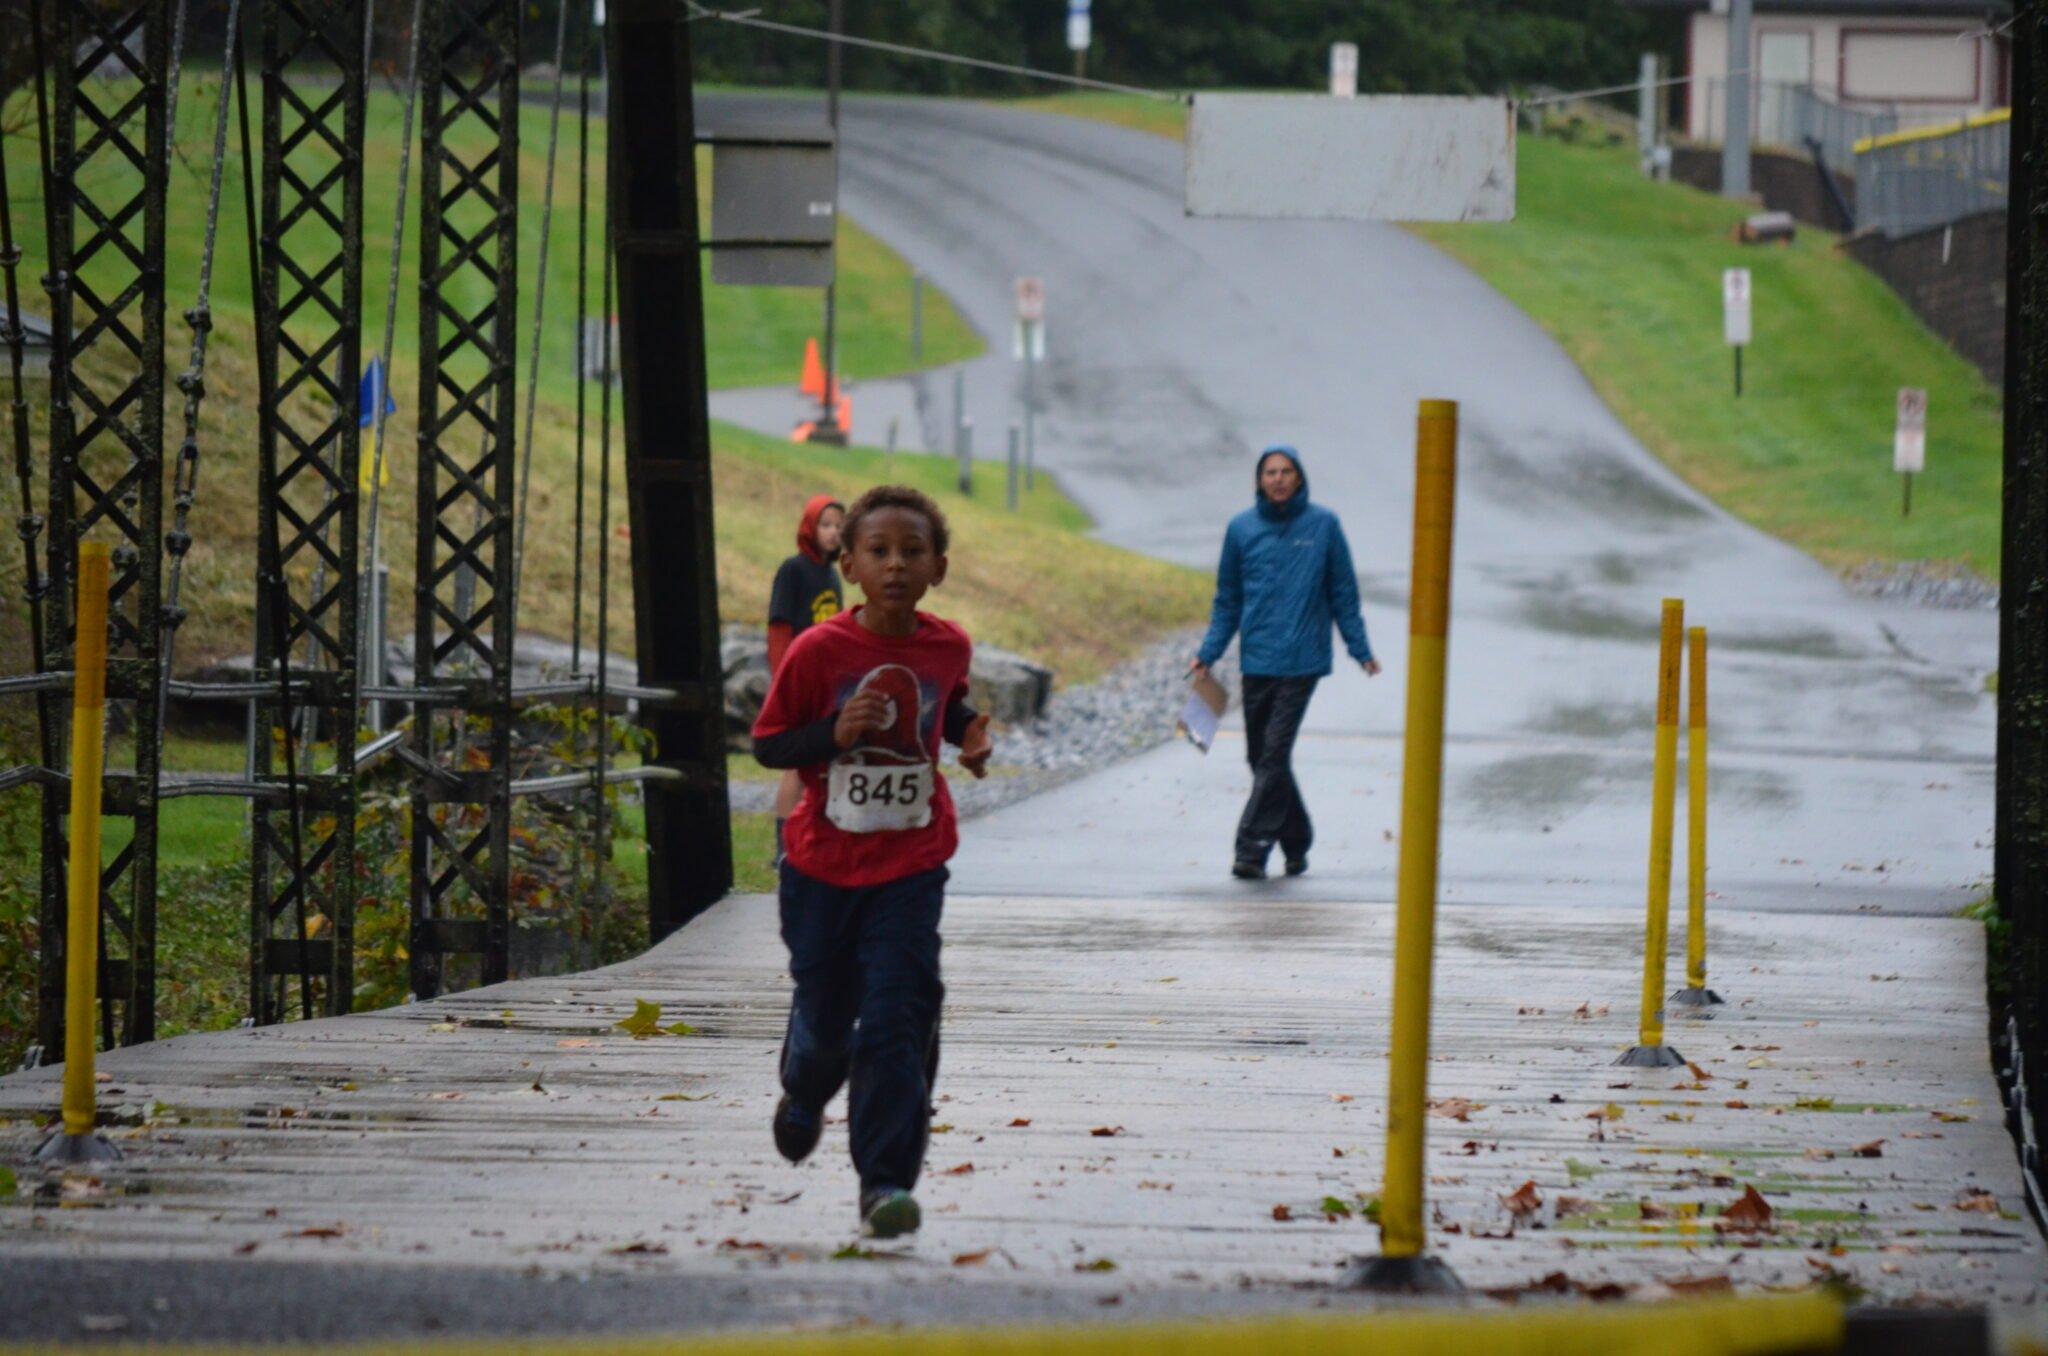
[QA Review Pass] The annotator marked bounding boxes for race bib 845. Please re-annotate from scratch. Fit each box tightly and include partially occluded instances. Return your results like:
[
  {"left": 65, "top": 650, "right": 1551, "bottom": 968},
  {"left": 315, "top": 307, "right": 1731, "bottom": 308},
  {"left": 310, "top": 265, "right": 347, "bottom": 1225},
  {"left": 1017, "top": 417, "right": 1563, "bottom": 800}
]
[{"left": 825, "top": 755, "right": 934, "bottom": 834}]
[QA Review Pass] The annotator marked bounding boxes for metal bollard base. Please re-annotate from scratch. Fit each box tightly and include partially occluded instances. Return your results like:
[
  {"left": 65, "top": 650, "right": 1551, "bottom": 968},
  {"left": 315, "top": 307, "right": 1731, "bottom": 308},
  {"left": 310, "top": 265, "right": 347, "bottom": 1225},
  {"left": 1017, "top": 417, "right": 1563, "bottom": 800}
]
[
  {"left": 1616, "top": 1043, "right": 1688, "bottom": 1068},
  {"left": 34, "top": 1130, "right": 122, "bottom": 1165},
  {"left": 1669, "top": 986, "right": 1725, "bottom": 1008},
  {"left": 1340, "top": 1253, "right": 1465, "bottom": 1294}
]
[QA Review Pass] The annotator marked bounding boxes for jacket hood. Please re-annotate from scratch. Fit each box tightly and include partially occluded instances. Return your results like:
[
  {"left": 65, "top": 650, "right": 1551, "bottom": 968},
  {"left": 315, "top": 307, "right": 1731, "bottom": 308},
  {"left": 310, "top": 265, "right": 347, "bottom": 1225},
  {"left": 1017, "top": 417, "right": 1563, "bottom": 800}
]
[
  {"left": 797, "top": 494, "right": 844, "bottom": 564},
  {"left": 1254, "top": 446, "right": 1309, "bottom": 521}
]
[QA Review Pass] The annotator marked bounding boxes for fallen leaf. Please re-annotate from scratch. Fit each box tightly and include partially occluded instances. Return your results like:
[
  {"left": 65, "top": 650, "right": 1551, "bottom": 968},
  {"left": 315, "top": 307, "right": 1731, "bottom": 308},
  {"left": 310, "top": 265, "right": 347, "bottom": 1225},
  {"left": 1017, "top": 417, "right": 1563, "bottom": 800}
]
[
  {"left": 1586, "top": 1103, "right": 1625, "bottom": 1122},
  {"left": 952, "top": 1250, "right": 992, "bottom": 1266},
  {"left": 1501, "top": 1181, "right": 1543, "bottom": 1219},
  {"left": 1955, "top": 1190, "right": 1999, "bottom": 1214},
  {"left": 617, "top": 999, "right": 666, "bottom": 1038},
  {"left": 1427, "top": 1097, "right": 1482, "bottom": 1121},
  {"left": 1555, "top": 1195, "right": 1592, "bottom": 1218},
  {"left": 1638, "top": 1200, "right": 1674, "bottom": 1221},
  {"left": 1853, "top": 1140, "right": 1886, "bottom": 1159},
  {"left": 1687, "top": 1062, "right": 1713, "bottom": 1081},
  {"left": 1007, "top": 1118, "right": 1032, "bottom": 1128},
  {"left": 1330, "top": 1094, "right": 1355, "bottom": 1104},
  {"left": 658, "top": 1093, "right": 710, "bottom": 1102},
  {"left": 1320, "top": 1196, "right": 1353, "bottom": 1219},
  {"left": 1716, "top": 1186, "right": 1773, "bottom": 1233},
  {"left": 292, "top": 1226, "right": 345, "bottom": 1239},
  {"left": 1090, "top": 1126, "right": 1124, "bottom": 1138},
  {"left": 556, "top": 1039, "right": 596, "bottom": 1049},
  {"left": 1745, "top": 1057, "right": 1775, "bottom": 1069},
  {"left": 233, "top": 1241, "right": 259, "bottom": 1255},
  {"left": 1795, "top": 1097, "right": 1835, "bottom": 1111},
  {"left": 1074, "top": 1258, "right": 1117, "bottom": 1273},
  {"left": 427, "top": 1091, "right": 464, "bottom": 1101},
  {"left": 931, "top": 1123, "right": 955, "bottom": 1134},
  {"left": 1804, "top": 1147, "right": 1837, "bottom": 1161},
  {"left": 941, "top": 1163, "right": 975, "bottom": 1176},
  {"left": 1272, "top": 1205, "right": 1293, "bottom": 1222},
  {"left": 714, "top": 1239, "right": 766, "bottom": 1252},
  {"left": 1725, "top": 1101, "right": 1751, "bottom": 1110},
  {"left": 1933, "top": 1111, "right": 1972, "bottom": 1123},
  {"left": 1663, "top": 1275, "right": 1734, "bottom": 1297}
]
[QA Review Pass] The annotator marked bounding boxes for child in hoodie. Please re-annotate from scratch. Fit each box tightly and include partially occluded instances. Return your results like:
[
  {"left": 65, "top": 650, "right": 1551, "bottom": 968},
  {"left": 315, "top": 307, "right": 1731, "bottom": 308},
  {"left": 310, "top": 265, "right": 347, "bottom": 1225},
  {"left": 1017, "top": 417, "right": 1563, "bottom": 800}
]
[{"left": 769, "top": 495, "right": 846, "bottom": 860}]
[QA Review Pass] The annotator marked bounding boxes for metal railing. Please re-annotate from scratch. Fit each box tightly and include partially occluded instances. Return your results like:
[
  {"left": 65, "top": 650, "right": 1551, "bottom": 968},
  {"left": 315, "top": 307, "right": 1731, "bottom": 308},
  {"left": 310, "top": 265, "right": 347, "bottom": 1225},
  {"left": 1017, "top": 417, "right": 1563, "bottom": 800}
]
[{"left": 1855, "top": 110, "right": 2014, "bottom": 238}]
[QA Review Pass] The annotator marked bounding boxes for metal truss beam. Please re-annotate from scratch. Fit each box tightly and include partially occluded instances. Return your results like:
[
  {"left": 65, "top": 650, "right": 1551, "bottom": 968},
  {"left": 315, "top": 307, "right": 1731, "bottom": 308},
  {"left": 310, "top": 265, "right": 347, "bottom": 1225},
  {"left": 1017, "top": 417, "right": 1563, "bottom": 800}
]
[
  {"left": 607, "top": 0, "right": 732, "bottom": 938},
  {"left": 410, "top": 0, "right": 518, "bottom": 999},
  {"left": 41, "top": 0, "right": 170, "bottom": 1051},
  {"left": 250, "top": 0, "right": 367, "bottom": 1024}
]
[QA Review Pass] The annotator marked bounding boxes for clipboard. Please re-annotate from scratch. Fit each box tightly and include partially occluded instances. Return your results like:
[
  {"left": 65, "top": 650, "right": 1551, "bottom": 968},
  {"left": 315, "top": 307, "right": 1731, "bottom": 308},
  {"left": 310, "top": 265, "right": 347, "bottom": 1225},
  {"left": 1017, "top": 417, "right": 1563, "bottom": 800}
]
[{"left": 1176, "top": 671, "right": 1228, "bottom": 754}]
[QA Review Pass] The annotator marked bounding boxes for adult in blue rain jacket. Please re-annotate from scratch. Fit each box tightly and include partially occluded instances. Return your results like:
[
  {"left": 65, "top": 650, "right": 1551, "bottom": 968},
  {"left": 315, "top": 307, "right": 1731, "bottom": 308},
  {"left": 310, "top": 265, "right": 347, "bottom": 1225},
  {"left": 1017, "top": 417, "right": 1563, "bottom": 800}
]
[{"left": 1191, "top": 446, "right": 1380, "bottom": 881}]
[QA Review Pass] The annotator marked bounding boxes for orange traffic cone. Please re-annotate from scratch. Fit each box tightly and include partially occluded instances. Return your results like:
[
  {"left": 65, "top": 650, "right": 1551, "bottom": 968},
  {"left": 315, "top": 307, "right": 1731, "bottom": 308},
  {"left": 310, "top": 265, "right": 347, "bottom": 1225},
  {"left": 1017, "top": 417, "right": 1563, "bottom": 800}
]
[
  {"left": 799, "top": 338, "right": 826, "bottom": 399},
  {"left": 833, "top": 394, "right": 852, "bottom": 437}
]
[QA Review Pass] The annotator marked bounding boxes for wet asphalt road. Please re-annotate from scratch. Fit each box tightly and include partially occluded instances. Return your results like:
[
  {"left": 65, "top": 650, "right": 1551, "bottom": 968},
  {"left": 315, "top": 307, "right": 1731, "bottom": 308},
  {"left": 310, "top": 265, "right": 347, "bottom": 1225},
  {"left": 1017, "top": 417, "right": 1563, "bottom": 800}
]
[{"left": 703, "top": 94, "right": 1998, "bottom": 917}]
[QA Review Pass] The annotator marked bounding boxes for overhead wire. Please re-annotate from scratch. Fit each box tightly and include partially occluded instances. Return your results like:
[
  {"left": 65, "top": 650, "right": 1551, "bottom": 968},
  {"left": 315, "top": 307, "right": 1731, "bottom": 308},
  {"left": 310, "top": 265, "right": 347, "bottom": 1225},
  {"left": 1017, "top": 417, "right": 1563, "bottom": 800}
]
[{"left": 509, "top": 0, "right": 576, "bottom": 631}]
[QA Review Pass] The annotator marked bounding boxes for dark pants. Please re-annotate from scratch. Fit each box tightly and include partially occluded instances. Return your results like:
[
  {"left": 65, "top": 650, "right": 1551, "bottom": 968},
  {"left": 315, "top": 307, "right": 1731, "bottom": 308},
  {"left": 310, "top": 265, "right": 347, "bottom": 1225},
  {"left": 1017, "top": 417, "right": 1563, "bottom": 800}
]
[
  {"left": 778, "top": 861, "right": 946, "bottom": 1194},
  {"left": 1236, "top": 674, "right": 1318, "bottom": 866}
]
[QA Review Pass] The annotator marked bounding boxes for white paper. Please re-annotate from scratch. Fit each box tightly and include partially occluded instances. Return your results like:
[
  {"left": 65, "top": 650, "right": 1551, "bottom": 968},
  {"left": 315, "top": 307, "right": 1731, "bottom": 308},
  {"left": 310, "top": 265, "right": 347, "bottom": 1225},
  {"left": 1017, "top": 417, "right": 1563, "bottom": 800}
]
[{"left": 1177, "top": 690, "right": 1221, "bottom": 753}]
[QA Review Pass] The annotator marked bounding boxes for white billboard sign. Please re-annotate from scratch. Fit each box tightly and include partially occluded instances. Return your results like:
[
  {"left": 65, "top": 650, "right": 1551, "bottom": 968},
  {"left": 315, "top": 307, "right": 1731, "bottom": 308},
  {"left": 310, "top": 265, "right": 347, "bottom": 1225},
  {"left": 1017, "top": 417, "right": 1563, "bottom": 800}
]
[
  {"left": 1894, "top": 387, "right": 1927, "bottom": 474},
  {"left": 1184, "top": 94, "right": 1515, "bottom": 222},
  {"left": 1722, "top": 268, "right": 1751, "bottom": 347}
]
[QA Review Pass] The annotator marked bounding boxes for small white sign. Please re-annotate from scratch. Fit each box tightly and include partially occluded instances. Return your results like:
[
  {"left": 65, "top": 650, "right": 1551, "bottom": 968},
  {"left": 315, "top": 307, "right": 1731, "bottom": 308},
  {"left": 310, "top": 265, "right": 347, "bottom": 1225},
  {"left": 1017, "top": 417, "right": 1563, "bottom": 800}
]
[
  {"left": 1895, "top": 387, "right": 1927, "bottom": 474},
  {"left": 1330, "top": 43, "right": 1358, "bottom": 99},
  {"left": 1066, "top": 11, "right": 1090, "bottom": 51},
  {"left": 1011, "top": 320, "right": 1046, "bottom": 361},
  {"left": 1723, "top": 268, "right": 1751, "bottom": 347},
  {"left": 1015, "top": 276, "right": 1045, "bottom": 323}
]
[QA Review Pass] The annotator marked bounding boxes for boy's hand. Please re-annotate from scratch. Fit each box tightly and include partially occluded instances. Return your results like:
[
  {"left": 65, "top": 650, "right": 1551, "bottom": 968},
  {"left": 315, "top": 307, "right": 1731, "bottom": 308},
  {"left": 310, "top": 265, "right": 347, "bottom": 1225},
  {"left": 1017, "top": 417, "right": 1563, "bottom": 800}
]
[
  {"left": 1361, "top": 659, "right": 1382, "bottom": 677},
  {"left": 958, "top": 713, "right": 994, "bottom": 780},
  {"left": 1188, "top": 659, "right": 1210, "bottom": 679},
  {"left": 833, "top": 691, "right": 892, "bottom": 749}
]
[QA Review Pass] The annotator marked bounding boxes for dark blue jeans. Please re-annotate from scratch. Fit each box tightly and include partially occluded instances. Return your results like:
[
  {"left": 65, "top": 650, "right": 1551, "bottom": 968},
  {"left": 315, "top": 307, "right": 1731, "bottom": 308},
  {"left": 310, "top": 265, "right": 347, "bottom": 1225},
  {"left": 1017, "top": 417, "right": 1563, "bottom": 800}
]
[{"left": 778, "top": 861, "right": 947, "bottom": 1195}]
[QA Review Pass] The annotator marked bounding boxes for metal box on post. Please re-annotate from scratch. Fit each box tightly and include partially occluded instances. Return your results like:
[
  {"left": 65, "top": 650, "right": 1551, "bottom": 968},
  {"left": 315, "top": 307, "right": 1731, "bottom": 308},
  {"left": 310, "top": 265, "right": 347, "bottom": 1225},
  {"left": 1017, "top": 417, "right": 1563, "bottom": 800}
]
[{"left": 707, "top": 129, "right": 837, "bottom": 288}]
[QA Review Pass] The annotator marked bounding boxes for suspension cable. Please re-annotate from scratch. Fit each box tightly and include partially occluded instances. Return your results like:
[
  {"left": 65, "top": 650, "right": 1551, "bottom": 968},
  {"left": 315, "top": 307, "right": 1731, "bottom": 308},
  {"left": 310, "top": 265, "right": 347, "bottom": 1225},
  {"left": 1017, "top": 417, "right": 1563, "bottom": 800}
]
[
  {"left": 156, "top": 0, "right": 245, "bottom": 751},
  {"left": 508, "top": 0, "right": 574, "bottom": 631},
  {"left": 236, "top": 30, "right": 315, "bottom": 1023},
  {"left": 0, "top": 88, "right": 47, "bottom": 677},
  {"left": 683, "top": 2, "right": 1182, "bottom": 101},
  {"left": 592, "top": 200, "right": 615, "bottom": 915},
  {"left": 357, "top": 0, "right": 427, "bottom": 672}
]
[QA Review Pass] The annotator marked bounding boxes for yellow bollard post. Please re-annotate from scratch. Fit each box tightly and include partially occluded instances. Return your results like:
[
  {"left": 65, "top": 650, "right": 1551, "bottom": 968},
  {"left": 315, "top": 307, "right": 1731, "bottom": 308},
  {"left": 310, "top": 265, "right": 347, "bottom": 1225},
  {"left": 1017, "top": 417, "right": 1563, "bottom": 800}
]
[
  {"left": 1672, "top": 626, "right": 1724, "bottom": 1010},
  {"left": 37, "top": 541, "right": 122, "bottom": 1164},
  {"left": 1618, "top": 599, "right": 1688, "bottom": 1069},
  {"left": 1344, "top": 399, "right": 1462, "bottom": 1294}
]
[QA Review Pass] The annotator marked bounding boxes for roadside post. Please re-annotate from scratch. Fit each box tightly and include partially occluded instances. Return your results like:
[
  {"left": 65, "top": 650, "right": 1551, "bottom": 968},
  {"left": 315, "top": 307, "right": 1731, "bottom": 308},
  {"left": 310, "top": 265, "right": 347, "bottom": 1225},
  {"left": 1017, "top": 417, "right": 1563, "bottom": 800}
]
[
  {"left": 952, "top": 368, "right": 966, "bottom": 467},
  {"left": 1014, "top": 277, "right": 1044, "bottom": 499},
  {"left": 1895, "top": 387, "right": 1927, "bottom": 517},
  {"left": 1343, "top": 400, "right": 1463, "bottom": 1295},
  {"left": 911, "top": 273, "right": 924, "bottom": 361},
  {"left": 1671, "top": 626, "right": 1724, "bottom": 1009},
  {"left": 1723, "top": 268, "right": 1751, "bottom": 396},
  {"left": 958, "top": 418, "right": 974, "bottom": 496},
  {"left": 1620, "top": 599, "right": 1689, "bottom": 1069},
  {"left": 1066, "top": 0, "right": 1089, "bottom": 80},
  {"left": 1637, "top": 53, "right": 1658, "bottom": 175},
  {"left": 1007, "top": 424, "right": 1021, "bottom": 512},
  {"left": 884, "top": 416, "right": 898, "bottom": 480},
  {"left": 37, "top": 542, "right": 120, "bottom": 1165}
]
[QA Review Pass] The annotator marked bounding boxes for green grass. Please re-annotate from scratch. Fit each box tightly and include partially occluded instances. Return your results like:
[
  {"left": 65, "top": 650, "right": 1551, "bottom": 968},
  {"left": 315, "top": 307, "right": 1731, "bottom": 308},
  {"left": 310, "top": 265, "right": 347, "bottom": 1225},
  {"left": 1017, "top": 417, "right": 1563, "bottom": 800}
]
[{"left": 1019, "top": 92, "right": 2004, "bottom": 577}]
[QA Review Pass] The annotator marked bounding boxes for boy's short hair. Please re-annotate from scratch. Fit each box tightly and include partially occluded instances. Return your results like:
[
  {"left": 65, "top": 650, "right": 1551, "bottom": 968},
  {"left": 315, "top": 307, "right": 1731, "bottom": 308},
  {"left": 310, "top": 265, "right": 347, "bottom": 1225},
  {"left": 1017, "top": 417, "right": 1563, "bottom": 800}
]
[{"left": 840, "top": 485, "right": 950, "bottom": 557}]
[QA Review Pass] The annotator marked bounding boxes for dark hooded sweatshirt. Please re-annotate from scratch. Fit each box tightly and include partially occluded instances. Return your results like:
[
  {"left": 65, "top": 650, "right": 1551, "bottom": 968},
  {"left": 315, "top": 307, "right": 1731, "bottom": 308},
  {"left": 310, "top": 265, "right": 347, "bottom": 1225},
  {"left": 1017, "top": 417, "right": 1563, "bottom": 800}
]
[
  {"left": 767, "top": 494, "right": 844, "bottom": 673},
  {"left": 1196, "top": 446, "right": 1373, "bottom": 678}
]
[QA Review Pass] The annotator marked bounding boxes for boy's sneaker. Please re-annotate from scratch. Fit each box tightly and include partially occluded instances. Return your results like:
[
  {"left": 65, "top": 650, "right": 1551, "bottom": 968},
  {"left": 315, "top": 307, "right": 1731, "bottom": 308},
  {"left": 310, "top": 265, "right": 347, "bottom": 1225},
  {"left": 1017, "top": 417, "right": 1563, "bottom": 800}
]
[
  {"left": 1231, "top": 859, "right": 1266, "bottom": 881},
  {"left": 773, "top": 1095, "right": 822, "bottom": 1164},
  {"left": 860, "top": 1187, "right": 922, "bottom": 1239},
  {"left": 1284, "top": 854, "right": 1309, "bottom": 877}
]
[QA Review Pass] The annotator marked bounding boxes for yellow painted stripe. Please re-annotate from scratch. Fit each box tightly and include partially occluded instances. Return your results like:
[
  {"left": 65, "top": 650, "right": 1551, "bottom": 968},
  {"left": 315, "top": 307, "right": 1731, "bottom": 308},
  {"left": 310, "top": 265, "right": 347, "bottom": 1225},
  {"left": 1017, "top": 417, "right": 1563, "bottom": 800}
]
[
  {"left": 0, "top": 1293, "right": 1847, "bottom": 1356},
  {"left": 1854, "top": 105, "right": 2011, "bottom": 154}
]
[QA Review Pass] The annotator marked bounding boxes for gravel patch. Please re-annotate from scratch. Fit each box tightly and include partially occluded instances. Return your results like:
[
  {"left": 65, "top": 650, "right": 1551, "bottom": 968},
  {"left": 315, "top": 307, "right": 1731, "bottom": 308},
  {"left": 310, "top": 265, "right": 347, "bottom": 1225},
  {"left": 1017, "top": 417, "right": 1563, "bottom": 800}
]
[
  {"left": 727, "top": 628, "right": 1238, "bottom": 820},
  {"left": 1842, "top": 561, "right": 1998, "bottom": 610}
]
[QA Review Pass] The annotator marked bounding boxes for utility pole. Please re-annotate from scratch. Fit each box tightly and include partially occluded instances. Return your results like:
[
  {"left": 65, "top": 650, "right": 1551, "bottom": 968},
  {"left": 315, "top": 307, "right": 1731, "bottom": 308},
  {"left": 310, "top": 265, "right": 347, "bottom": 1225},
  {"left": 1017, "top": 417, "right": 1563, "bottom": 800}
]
[
  {"left": 1723, "top": 0, "right": 1753, "bottom": 198},
  {"left": 813, "top": 0, "right": 847, "bottom": 445},
  {"left": 1996, "top": 0, "right": 2045, "bottom": 1192}
]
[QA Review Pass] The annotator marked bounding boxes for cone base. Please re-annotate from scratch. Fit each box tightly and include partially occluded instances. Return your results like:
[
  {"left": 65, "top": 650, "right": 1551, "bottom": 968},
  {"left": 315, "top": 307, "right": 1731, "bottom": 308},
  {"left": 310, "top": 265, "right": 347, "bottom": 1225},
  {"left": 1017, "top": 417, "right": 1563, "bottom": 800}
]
[
  {"left": 1669, "top": 986, "right": 1726, "bottom": 1008},
  {"left": 1615, "top": 1043, "right": 1688, "bottom": 1068},
  {"left": 34, "top": 1130, "right": 122, "bottom": 1165},
  {"left": 1339, "top": 1253, "right": 1465, "bottom": 1294}
]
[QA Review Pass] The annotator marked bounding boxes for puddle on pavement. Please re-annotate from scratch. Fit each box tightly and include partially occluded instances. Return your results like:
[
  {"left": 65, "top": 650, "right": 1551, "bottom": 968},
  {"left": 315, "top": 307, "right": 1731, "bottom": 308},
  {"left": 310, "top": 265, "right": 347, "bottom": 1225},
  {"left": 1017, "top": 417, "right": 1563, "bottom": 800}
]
[
  {"left": 1527, "top": 702, "right": 1648, "bottom": 741},
  {"left": 1520, "top": 595, "right": 1860, "bottom": 660},
  {"left": 1458, "top": 751, "right": 1620, "bottom": 824},
  {"left": 139, "top": 1103, "right": 432, "bottom": 1130},
  {"left": 1466, "top": 431, "right": 1709, "bottom": 526}
]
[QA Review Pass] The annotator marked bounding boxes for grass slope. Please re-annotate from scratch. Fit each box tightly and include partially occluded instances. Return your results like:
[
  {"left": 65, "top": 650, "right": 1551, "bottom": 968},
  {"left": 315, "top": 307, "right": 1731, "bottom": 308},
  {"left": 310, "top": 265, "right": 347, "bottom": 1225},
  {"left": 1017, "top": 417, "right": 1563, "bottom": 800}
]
[{"left": 1014, "top": 92, "right": 2004, "bottom": 576}]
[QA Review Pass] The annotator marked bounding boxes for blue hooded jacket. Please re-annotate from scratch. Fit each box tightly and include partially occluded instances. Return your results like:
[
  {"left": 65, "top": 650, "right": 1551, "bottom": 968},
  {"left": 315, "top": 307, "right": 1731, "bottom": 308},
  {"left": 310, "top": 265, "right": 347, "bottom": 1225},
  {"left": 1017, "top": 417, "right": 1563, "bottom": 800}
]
[{"left": 1196, "top": 446, "right": 1373, "bottom": 678}]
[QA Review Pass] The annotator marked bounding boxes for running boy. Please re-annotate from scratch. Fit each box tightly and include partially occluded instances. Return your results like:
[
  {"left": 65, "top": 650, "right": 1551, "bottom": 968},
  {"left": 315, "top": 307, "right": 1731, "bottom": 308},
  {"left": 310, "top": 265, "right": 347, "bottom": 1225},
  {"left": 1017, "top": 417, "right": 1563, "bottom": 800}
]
[
  {"left": 767, "top": 494, "right": 846, "bottom": 864},
  {"left": 751, "top": 485, "right": 993, "bottom": 1239}
]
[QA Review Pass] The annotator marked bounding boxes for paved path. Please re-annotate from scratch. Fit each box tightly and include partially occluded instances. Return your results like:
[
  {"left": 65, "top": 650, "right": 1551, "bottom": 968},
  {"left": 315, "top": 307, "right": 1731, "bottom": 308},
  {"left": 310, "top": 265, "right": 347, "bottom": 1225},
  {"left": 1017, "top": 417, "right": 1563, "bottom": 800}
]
[
  {"left": 1, "top": 894, "right": 2039, "bottom": 1341},
  {"left": 702, "top": 94, "right": 1997, "bottom": 918}
]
